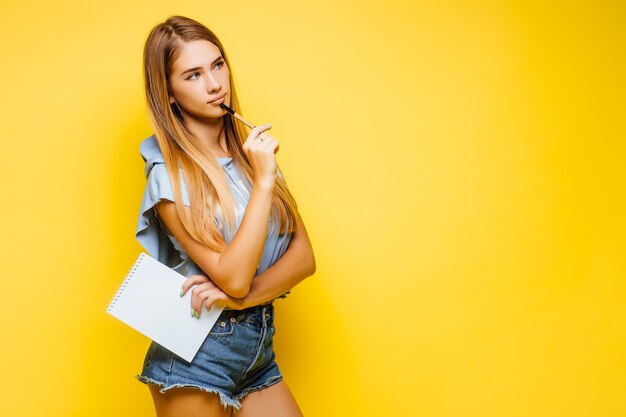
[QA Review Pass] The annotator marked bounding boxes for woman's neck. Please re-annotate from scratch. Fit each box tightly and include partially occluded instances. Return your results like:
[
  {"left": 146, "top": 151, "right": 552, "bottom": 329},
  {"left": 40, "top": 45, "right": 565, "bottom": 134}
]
[{"left": 186, "top": 118, "right": 230, "bottom": 157}]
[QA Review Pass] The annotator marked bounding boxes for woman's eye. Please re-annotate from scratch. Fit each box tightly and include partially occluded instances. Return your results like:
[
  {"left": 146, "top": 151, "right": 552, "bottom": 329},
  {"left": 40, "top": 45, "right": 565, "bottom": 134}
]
[{"left": 186, "top": 61, "right": 224, "bottom": 80}]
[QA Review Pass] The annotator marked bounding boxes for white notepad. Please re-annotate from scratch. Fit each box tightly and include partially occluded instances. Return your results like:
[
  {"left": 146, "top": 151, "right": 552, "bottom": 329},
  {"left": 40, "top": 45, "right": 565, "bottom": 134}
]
[{"left": 106, "top": 252, "right": 225, "bottom": 362}]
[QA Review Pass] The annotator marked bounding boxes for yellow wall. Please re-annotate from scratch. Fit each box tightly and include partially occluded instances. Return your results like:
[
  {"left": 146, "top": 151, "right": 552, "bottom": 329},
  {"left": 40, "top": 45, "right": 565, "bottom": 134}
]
[{"left": 1, "top": 1, "right": 624, "bottom": 416}]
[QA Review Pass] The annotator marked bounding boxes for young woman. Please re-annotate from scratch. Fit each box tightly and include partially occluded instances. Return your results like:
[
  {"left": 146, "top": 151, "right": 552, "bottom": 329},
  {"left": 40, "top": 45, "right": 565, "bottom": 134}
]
[{"left": 133, "top": 15, "right": 316, "bottom": 417}]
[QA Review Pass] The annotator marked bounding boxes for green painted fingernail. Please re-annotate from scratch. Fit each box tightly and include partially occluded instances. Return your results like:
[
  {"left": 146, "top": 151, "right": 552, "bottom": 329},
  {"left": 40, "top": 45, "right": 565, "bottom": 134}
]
[
  {"left": 191, "top": 308, "right": 195, "bottom": 317},
  {"left": 180, "top": 288, "right": 184, "bottom": 297}
]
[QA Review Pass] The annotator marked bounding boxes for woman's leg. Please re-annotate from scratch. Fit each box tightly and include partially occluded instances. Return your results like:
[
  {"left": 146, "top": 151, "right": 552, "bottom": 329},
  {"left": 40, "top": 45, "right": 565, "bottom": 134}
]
[
  {"left": 232, "top": 380, "right": 303, "bottom": 417},
  {"left": 148, "top": 385, "right": 234, "bottom": 417}
]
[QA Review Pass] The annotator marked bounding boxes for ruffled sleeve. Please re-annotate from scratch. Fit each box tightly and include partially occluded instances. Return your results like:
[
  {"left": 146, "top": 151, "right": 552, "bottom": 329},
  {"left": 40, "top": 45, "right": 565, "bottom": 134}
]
[{"left": 135, "top": 162, "right": 190, "bottom": 269}]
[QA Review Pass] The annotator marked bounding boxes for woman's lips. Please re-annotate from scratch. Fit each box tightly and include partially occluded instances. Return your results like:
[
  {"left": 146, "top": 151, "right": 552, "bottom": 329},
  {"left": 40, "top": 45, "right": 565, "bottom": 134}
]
[{"left": 208, "top": 94, "right": 226, "bottom": 105}]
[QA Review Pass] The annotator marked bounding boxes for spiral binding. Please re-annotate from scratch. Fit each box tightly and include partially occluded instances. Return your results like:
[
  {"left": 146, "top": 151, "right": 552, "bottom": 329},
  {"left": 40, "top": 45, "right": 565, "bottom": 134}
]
[{"left": 107, "top": 252, "right": 147, "bottom": 313}]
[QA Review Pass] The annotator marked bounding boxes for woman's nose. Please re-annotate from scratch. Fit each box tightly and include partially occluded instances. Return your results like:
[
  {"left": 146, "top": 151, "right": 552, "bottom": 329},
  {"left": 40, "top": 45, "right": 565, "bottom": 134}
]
[{"left": 205, "top": 74, "right": 221, "bottom": 92}]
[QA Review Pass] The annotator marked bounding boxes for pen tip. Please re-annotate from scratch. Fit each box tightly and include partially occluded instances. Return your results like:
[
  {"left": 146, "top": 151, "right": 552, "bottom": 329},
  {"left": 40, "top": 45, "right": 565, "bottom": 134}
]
[{"left": 219, "top": 103, "right": 233, "bottom": 114}]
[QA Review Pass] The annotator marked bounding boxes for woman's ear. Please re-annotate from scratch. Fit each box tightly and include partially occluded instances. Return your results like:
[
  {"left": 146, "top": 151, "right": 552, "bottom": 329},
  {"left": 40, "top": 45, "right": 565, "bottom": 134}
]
[{"left": 168, "top": 84, "right": 175, "bottom": 103}]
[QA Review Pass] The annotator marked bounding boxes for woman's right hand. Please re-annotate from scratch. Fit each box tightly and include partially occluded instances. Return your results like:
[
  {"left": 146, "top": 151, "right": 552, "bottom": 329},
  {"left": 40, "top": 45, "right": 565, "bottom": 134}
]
[
  {"left": 181, "top": 274, "right": 246, "bottom": 316},
  {"left": 241, "top": 124, "right": 280, "bottom": 188}
]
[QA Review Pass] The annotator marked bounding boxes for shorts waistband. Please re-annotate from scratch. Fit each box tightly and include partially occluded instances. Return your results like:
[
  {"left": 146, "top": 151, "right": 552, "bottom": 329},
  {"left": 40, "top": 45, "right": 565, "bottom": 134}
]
[{"left": 223, "top": 300, "right": 273, "bottom": 313}]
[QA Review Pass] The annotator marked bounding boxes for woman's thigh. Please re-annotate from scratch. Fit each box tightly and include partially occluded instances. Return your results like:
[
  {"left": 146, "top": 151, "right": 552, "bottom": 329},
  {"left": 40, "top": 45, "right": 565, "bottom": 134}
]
[
  {"left": 148, "top": 384, "right": 234, "bottom": 417},
  {"left": 233, "top": 380, "right": 303, "bottom": 417}
]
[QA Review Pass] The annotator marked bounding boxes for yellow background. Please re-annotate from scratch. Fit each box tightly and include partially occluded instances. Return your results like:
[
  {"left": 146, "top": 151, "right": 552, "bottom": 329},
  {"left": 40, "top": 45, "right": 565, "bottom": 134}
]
[{"left": 1, "top": 1, "right": 624, "bottom": 416}]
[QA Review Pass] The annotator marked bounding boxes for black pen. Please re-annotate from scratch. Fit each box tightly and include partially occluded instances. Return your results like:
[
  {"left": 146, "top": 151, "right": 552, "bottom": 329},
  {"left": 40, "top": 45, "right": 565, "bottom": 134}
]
[{"left": 219, "top": 103, "right": 256, "bottom": 129}]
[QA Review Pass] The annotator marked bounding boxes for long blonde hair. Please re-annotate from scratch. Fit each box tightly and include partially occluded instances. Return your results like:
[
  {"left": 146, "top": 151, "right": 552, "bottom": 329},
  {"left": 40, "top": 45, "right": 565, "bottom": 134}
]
[{"left": 143, "top": 15, "right": 298, "bottom": 252}]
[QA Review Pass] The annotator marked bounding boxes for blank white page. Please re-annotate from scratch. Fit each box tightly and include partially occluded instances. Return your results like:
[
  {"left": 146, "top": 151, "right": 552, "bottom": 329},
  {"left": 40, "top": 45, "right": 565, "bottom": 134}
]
[{"left": 106, "top": 252, "right": 225, "bottom": 362}]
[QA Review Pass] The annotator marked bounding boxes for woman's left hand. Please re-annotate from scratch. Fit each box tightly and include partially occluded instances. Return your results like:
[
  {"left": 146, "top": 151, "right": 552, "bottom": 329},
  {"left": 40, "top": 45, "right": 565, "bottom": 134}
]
[{"left": 181, "top": 274, "right": 246, "bottom": 318}]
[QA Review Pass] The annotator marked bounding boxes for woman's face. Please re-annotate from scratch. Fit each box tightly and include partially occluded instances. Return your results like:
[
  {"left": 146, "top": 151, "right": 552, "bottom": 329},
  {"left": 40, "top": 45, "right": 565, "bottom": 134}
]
[{"left": 168, "top": 40, "right": 230, "bottom": 120}]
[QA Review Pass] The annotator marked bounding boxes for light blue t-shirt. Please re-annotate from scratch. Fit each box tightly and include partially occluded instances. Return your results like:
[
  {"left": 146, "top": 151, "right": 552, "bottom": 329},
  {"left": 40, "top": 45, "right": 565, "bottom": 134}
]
[{"left": 135, "top": 134, "right": 292, "bottom": 300}]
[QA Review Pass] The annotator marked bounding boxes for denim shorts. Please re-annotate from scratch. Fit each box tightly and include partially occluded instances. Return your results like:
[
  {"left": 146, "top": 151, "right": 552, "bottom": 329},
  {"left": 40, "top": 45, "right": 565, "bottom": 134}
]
[{"left": 135, "top": 301, "right": 282, "bottom": 411}]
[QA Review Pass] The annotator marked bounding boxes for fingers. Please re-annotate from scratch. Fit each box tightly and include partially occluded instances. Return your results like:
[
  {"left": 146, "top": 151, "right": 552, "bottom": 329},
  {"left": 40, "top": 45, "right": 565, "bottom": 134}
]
[
  {"left": 186, "top": 279, "right": 223, "bottom": 319},
  {"left": 199, "top": 288, "right": 226, "bottom": 315},
  {"left": 193, "top": 288, "right": 224, "bottom": 318},
  {"left": 180, "top": 274, "right": 209, "bottom": 297},
  {"left": 181, "top": 275, "right": 211, "bottom": 318},
  {"left": 256, "top": 126, "right": 272, "bottom": 136},
  {"left": 251, "top": 123, "right": 273, "bottom": 136},
  {"left": 243, "top": 124, "right": 273, "bottom": 148},
  {"left": 254, "top": 133, "right": 279, "bottom": 156},
  {"left": 263, "top": 135, "right": 279, "bottom": 153}
]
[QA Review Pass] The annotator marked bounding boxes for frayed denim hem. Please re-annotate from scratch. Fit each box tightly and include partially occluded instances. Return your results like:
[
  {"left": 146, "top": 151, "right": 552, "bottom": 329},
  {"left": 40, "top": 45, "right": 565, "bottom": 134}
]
[
  {"left": 135, "top": 374, "right": 241, "bottom": 411},
  {"left": 233, "top": 374, "right": 283, "bottom": 401}
]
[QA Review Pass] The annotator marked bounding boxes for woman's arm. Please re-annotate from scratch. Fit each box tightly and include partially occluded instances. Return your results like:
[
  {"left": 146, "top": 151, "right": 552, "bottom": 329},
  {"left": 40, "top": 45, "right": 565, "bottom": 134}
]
[
  {"left": 216, "top": 180, "right": 276, "bottom": 294},
  {"left": 241, "top": 210, "right": 316, "bottom": 308},
  {"left": 155, "top": 179, "right": 275, "bottom": 298}
]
